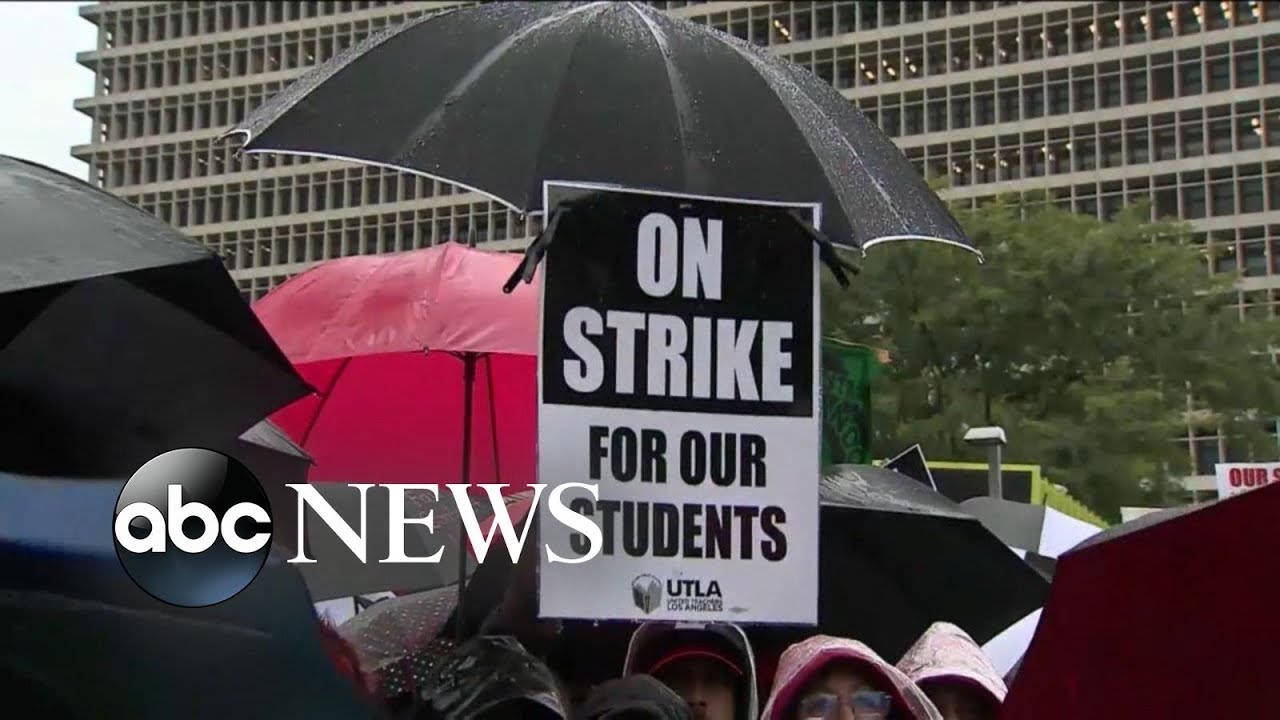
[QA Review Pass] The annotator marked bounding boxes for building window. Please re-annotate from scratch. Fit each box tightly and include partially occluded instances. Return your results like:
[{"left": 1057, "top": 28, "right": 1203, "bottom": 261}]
[
  {"left": 1179, "top": 61, "right": 1202, "bottom": 96},
  {"left": 1181, "top": 123, "right": 1204, "bottom": 157},
  {"left": 1183, "top": 185, "right": 1207, "bottom": 219},
  {"left": 1240, "top": 177, "right": 1265, "bottom": 214},
  {"left": 1237, "top": 52, "right": 1261, "bottom": 87},
  {"left": 1073, "top": 77, "right": 1095, "bottom": 111},
  {"left": 1206, "top": 58, "right": 1230, "bottom": 94},
  {"left": 1100, "top": 75, "right": 1122, "bottom": 108},
  {"left": 1210, "top": 180, "right": 1235, "bottom": 216}
]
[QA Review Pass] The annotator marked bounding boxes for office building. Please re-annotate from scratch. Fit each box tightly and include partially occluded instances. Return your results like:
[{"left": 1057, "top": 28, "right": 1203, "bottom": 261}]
[{"left": 72, "top": 1, "right": 1280, "bottom": 489}]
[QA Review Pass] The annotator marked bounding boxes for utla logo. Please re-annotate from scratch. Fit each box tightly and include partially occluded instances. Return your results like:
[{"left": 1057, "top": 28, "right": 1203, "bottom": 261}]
[
  {"left": 666, "top": 578, "right": 723, "bottom": 599},
  {"left": 632, "top": 574, "right": 663, "bottom": 614}
]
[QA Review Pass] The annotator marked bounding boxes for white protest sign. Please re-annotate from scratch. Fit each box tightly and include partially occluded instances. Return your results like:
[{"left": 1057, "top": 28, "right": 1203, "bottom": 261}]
[
  {"left": 1214, "top": 462, "right": 1280, "bottom": 499},
  {"left": 535, "top": 182, "right": 821, "bottom": 625}
]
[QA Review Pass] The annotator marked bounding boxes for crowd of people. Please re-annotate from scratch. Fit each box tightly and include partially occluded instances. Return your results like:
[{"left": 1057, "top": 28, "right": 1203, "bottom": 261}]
[{"left": 319, "top": 615, "right": 1008, "bottom": 720}]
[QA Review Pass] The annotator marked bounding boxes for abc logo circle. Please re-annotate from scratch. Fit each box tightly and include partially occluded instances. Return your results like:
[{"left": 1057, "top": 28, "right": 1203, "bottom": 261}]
[{"left": 113, "top": 448, "right": 274, "bottom": 608}]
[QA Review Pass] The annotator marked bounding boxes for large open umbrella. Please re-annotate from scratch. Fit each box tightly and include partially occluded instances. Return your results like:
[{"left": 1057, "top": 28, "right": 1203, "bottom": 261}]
[
  {"left": 0, "top": 473, "right": 377, "bottom": 720},
  {"left": 228, "top": 2, "right": 973, "bottom": 255},
  {"left": 0, "top": 155, "right": 309, "bottom": 477},
  {"left": 254, "top": 242, "right": 539, "bottom": 625},
  {"left": 1002, "top": 488, "right": 1280, "bottom": 719},
  {"left": 768, "top": 465, "right": 1050, "bottom": 661}
]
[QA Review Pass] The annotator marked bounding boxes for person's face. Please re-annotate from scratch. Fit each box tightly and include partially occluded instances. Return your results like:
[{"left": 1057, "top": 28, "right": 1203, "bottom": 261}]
[
  {"left": 655, "top": 657, "right": 737, "bottom": 720},
  {"left": 920, "top": 682, "right": 997, "bottom": 720},
  {"left": 792, "top": 662, "right": 893, "bottom": 720}
]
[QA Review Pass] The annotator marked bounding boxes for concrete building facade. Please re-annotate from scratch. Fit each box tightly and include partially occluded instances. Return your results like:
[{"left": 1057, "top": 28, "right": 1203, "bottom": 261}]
[{"left": 72, "top": 1, "right": 1280, "bottom": 489}]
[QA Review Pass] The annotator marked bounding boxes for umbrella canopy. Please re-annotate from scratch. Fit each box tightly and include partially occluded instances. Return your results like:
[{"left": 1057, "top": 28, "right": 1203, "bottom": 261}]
[
  {"left": 339, "top": 584, "right": 459, "bottom": 673},
  {"left": 0, "top": 472, "right": 378, "bottom": 720},
  {"left": 959, "top": 497, "right": 1103, "bottom": 559},
  {"left": 1002, "top": 488, "right": 1280, "bottom": 719},
  {"left": 414, "top": 635, "right": 568, "bottom": 719},
  {"left": 794, "top": 465, "right": 1049, "bottom": 661},
  {"left": 255, "top": 243, "right": 539, "bottom": 625},
  {"left": 229, "top": 2, "right": 972, "bottom": 254},
  {"left": 255, "top": 242, "right": 538, "bottom": 488},
  {"left": 0, "top": 155, "right": 309, "bottom": 477}
]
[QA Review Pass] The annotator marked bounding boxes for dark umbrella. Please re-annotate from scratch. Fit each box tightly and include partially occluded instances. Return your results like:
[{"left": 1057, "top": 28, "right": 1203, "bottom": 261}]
[
  {"left": 959, "top": 497, "right": 1104, "bottom": 560},
  {"left": 753, "top": 465, "right": 1050, "bottom": 662},
  {"left": 0, "top": 473, "right": 378, "bottom": 720},
  {"left": 228, "top": 2, "right": 974, "bottom": 255},
  {"left": 0, "top": 156, "right": 309, "bottom": 477},
  {"left": 413, "top": 635, "right": 568, "bottom": 719},
  {"left": 339, "top": 584, "right": 459, "bottom": 675},
  {"left": 1001, "top": 494, "right": 1272, "bottom": 720}
]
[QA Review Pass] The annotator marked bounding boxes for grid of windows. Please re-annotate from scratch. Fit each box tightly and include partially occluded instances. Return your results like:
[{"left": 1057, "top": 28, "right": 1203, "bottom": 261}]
[{"left": 75, "top": 0, "right": 1280, "bottom": 489}]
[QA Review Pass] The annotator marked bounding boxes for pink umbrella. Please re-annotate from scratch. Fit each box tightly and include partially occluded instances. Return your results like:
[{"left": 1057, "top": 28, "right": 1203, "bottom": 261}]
[{"left": 254, "top": 242, "right": 539, "bottom": 628}]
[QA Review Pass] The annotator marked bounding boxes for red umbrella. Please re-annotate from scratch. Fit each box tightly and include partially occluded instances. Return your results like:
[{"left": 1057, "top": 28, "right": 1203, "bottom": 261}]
[
  {"left": 255, "top": 242, "right": 537, "bottom": 488},
  {"left": 1001, "top": 483, "right": 1280, "bottom": 719},
  {"left": 254, "top": 242, "right": 539, "bottom": 629}
]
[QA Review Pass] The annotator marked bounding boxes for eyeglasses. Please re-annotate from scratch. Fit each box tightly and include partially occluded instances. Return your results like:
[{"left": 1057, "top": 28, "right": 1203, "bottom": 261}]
[{"left": 797, "top": 690, "right": 893, "bottom": 720}]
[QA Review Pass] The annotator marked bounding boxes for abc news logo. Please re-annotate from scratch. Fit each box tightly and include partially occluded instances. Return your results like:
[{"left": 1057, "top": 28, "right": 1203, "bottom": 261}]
[
  {"left": 112, "top": 448, "right": 274, "bottom": 608},
  {"left": 113, "top": 448, "right": 606, "bottom": 608}
]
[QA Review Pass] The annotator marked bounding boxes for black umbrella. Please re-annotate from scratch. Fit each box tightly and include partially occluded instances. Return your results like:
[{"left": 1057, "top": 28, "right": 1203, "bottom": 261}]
[
  {"left": 799, "top": 465, "right": 1049, "bottom": 660},
  {"left": 0, "top": 472, "right": 378, "bottom": 720},
  {"left": 0, "top": 156, "right": 309, "bottom": 477},
  {"left": 338, "top": 584, "right": 459, "bottom": 677},
  {"left": 412, "top": 635, "right": 568, "bottom": 720},
  {"left": 228, "top": 2, "right": 973, "bottom": 254}
]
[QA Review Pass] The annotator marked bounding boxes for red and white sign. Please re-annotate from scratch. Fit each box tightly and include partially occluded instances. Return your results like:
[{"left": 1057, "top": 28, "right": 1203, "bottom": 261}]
[{"left": 1214, "top": 462, "right": 1280, "bottom": 499}]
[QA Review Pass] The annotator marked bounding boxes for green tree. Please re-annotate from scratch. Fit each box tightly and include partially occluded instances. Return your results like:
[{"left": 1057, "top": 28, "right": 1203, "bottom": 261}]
[{"left": 824, "top": 195, "right": 1280, "bottom": 518}]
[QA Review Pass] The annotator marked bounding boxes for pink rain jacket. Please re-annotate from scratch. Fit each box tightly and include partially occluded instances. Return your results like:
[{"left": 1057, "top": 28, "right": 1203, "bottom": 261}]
[
  {"left": 760, "top": 635, "right": 942, "bottom": 720},
  {"left": 896, "top": 622, "right": 1007, "bottom": 706}
]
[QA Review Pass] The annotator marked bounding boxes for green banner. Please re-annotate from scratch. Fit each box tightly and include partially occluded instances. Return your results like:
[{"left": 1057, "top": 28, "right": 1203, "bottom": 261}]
[{"left": 821, "top": 339, "right": 883, "bottom": 466}]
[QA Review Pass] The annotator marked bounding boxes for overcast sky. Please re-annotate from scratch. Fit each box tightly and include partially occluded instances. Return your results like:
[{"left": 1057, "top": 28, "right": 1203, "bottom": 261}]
[{"left": 0, "top": 3, "right": 96, "bottom": 179}]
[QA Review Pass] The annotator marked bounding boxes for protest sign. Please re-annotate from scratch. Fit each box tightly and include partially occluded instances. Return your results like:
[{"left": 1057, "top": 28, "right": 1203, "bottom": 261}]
[
  {"left": 536, "top": 181, "right": 820, "bottom": 625},
  {"left": 1214, "top": 462, "right": 1280, "bottom": 499},
  {"left": 820, "top": 339, "right": 883, "bottom": 466}
]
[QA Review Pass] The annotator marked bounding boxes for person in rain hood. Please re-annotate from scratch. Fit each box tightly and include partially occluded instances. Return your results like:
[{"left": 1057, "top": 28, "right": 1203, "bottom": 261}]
[
  {"left": 575, "top": 674, "right": 695, "bottom": 720},
  {"left": 896, "top": 623, "right": 1006, "bottom": 720},
  {"left": 760, "top": 636, "right": 942, "bottom": 720},
  {"left": 411, "top": 634, "right": 570, "bottom": 719},
  {"left": 622, "top": 622, "right": 758, "bottom": 720}
]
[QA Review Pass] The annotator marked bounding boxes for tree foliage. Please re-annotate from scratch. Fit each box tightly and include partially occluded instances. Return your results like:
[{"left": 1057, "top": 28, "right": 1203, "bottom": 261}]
[{"left": 824, "top": 195, "right": 1280, "bottom": 518}]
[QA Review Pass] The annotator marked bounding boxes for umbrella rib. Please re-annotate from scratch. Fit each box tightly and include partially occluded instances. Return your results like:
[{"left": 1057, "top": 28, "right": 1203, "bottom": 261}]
[
  {"left": 300, "top": 356, "right": 353, "bottom": 447},
  {"left": 628, "top": 4, "right": 703, "bottom": 190},
  {"left": 485, "top": 354, "right": 503, "bottom": 487},
  {"left": 700, "top": 32, "right": 911, "bottom": 232}
]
